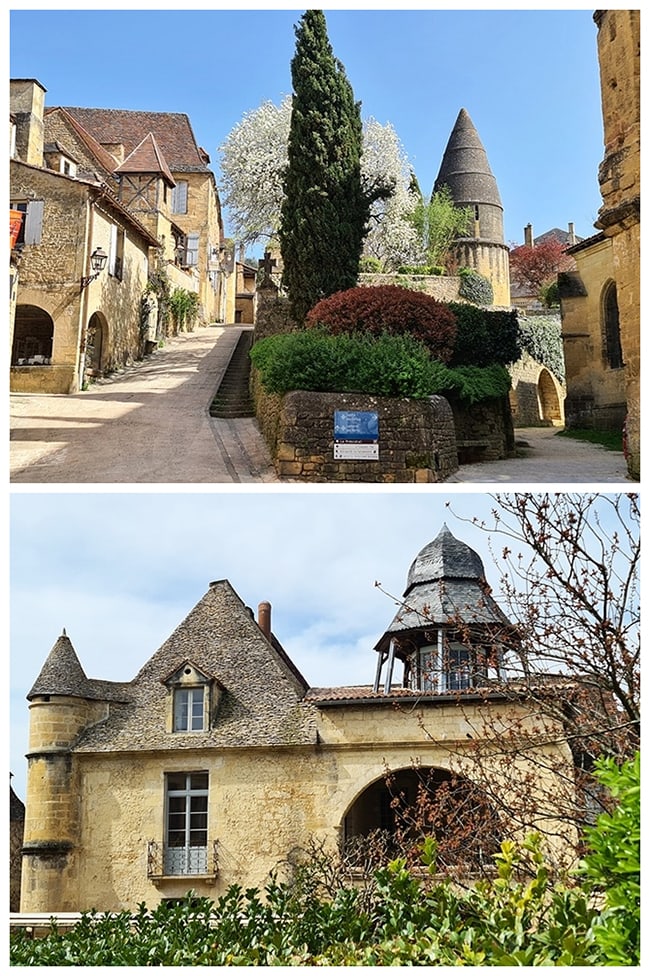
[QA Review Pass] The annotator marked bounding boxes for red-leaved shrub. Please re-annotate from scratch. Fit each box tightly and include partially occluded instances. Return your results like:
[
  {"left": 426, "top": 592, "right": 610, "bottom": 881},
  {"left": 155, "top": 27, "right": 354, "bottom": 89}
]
[{"left": 306, "top": 285, "right": 457, "bottom": 363}]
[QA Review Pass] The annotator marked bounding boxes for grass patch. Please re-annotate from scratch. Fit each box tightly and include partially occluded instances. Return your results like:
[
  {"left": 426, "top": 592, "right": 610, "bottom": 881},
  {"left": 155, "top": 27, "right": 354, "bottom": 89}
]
[{"left": 557, "top": 427, "right": 623, "bottom": 452}]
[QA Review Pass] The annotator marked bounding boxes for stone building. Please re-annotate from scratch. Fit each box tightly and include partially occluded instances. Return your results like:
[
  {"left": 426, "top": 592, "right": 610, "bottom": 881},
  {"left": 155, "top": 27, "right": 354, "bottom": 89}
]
[
  {"left": 20, "top": 526, "right": 576, "bottom": 914},
  {"left": 10, "top": 79, "right": 159, "bottom": 393},
  {"left": 433, "top": 108, "right": 511, "bottom": 307},
  {"left": 559, "top": 10, "right": 640, "bottom": 478},
  {"left": 9, "top": 79, "right": 235, "bottom": 393}
]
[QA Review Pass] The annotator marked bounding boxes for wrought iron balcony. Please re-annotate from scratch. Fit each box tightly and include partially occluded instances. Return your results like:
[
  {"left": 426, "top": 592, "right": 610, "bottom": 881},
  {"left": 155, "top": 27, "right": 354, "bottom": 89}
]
[{"left": 147, "top": 840, "right": 219, "bottom": 884}]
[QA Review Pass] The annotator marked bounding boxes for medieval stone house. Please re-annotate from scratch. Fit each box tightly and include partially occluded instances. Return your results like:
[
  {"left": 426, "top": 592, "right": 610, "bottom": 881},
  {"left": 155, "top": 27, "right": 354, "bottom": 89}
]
[
  {"left": 20, "top": 526, "right": 576, "bottom": 914},
  {"left": 559, "top": 9, "right": 640, "bottom": 478},
  {"left": 10, "top": 78, "right": 234, "bottom": 393}
]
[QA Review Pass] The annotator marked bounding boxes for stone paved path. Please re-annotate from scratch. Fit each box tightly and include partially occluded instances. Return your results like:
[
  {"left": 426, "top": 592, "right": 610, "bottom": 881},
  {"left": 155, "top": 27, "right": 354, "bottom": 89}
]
[
  {"left": 10, "top": 325, "right": 277, "bottom": 484},
  {"left": 445, "top": 427, "right": 630, "bottom": 483}
]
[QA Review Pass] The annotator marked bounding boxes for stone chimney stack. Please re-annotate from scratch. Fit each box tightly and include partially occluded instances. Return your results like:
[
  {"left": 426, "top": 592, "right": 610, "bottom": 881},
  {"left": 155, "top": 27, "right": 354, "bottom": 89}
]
[
  {"left": 258, "top": 601, "right": 272, "bottom": 639},
  {"left": 10, "top": 78, "right": 46, "bottom": 167},
  {"left": 568, "top": 222, "right": 576, "bottom": 245},
  {"left": 524, "top": 223, "right": 534, "bottom": 248}
]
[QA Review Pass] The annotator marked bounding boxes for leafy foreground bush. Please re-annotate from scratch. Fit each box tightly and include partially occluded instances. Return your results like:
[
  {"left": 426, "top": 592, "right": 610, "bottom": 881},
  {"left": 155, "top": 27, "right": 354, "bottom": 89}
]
[
  {"left": 11, "top": 754, "right": 639, "bottom": 967},
  {"left": 250, "top": 330, "right": 512, "bottom": 404},
  {"left": 306, "top": 284, "right": 458, "bottom": 363}
]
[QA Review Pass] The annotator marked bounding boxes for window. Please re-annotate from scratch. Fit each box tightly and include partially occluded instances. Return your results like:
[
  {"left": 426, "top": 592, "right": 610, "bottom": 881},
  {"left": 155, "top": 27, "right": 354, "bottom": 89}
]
[
  {"left": 171, "top": 181, "right": 188, "bottom": 214},
  {"left": 603, "top": 281, "right": 623, "bottom": 369},
  {"left": 173, "top": 687, "right": 205, "bottom": 732},
  {"left": 184, "top": 232, "right": 200, "bottom": 267},
  {"left": 444, "top": 643, "right": 472, "bottom": 691},
  {"left": 108, "top": 224, "right": 125, "bottom": 281},
  {"left": 163, "top": 661, "right": 215, "bottom": 733},
  {"left": 10, "top": 200, "right": 44, "bottom": 245},
  {"left": 164, "top": 772, "right": 208, "bottom": 875}
]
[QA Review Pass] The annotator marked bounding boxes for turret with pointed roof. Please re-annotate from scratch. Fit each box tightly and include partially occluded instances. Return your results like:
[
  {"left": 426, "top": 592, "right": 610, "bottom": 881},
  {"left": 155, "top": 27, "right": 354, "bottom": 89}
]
[{"left": 433, "top": 108, "right": 511, "bottom": 305}]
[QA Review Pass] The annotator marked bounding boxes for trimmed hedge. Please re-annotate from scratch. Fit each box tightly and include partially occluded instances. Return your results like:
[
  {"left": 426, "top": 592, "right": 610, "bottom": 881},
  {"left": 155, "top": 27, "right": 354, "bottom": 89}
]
[
  {"left": 448, "top": 303, "right": 521, "bottom": 368},
  {"left": 250, "top": 330, "right": 511, "bottom": 404},
  {"left": 306, "top": 285, "right": 457, "bottom": 363}
]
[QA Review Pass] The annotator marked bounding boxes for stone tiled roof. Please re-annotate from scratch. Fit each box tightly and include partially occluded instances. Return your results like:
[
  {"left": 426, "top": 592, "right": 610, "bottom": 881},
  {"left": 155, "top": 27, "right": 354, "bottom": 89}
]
[
  {"left": 376, "top": 525, "right": 512, "bottom": 646},
  {"left": 115, "top": 132, "right": 175, "bottom": 186},
  {"left": 27, "top": 631, "right": 132, "bottom": 703},
  {"left": 73, "top": 580, "right": 318, "bottom": 754},
  {"left": 433, "top": 107, "right": 502, "bottom": 208},
  {"left": 59, "top": 107, "right": 210, "bottom": 173}
]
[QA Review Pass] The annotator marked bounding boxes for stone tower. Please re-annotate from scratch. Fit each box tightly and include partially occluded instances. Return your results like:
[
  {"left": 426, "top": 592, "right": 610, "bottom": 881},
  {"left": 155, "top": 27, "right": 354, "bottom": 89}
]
[
  {"left": 433, "top": 108, "right": 511, "bottom": 307},
  {"left": 373, "top": 523, "right": 516, "bottom": 693},
  {"left": 20, "top": 631, "right": 115, "bottom": 912}
]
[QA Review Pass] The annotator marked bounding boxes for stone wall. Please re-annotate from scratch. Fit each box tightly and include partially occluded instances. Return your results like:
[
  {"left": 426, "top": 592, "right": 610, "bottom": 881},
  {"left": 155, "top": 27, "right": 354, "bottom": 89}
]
[
  {"left": 509, "top": 351, "right": 565, "bottom": 427},
  {"left": 450, "top": 396, "right": 515, "bottom": 464},
  {"left": 251, "top": 379, "right": 458, "bottom": 483}
]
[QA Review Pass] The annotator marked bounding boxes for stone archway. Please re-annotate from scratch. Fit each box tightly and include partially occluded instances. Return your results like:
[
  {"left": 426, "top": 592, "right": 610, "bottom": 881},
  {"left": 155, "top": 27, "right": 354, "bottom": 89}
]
[
  {"left": 85, "top": 311, "right": 109, "bottom": 377},
  {"left": 342, "top": 765, "right": 501, "bottom": 872},
  {"left": 537, "top": 367, "right": 563, "bottom": 425},
  {"left": 11, "top": 304, "right": 54, "bottom": 366}
]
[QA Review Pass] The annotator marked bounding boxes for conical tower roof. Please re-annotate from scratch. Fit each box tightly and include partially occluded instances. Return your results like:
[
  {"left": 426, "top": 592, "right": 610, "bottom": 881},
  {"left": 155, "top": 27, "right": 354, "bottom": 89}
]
[
  {"left": 27, "top": 631, "right": 89, "bottom": 700},
  {"left": 376, "top": 524, "right": 511, "bottom": 649},
  {"left": 433, "top": 107, "right": 502, "bottom": 209}
]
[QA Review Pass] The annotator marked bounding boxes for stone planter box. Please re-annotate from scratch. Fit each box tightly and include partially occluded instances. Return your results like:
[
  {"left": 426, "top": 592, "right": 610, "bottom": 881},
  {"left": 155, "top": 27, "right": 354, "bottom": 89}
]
[{"left": 251, "top": 373, "right": 459, "bottom": 483}]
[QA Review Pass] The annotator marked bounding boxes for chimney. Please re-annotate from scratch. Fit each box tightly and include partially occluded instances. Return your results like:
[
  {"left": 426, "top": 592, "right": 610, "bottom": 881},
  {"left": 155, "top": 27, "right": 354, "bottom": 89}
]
[
  {"left": 258, "top": 601, "right": 272, "bottom": 639},
  {"left": 10, "top": 78, "right": 47, "bottom": 167},
  {"left": 568, "top": 222, "right": 576, "bottom": 246},
  {"left": 524, "top": 223, "right": 534, "bottom": 248}
]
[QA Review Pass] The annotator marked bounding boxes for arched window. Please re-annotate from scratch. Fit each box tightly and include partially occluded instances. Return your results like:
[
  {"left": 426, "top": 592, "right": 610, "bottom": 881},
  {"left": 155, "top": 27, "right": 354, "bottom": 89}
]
[{"left": 603, "top": 281, "right": 623, "bottom": 369}]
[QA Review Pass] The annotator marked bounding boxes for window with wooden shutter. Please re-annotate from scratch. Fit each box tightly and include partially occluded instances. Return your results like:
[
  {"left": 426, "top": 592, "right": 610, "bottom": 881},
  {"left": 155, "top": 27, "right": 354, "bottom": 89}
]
[{"left": 171, "top": 181, "right": 188, "bottom": 214}]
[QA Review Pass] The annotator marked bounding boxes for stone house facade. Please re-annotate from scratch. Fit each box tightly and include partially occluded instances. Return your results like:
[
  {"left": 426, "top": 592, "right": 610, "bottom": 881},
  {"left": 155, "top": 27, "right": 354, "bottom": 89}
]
[
  {"left": 20, "top": 526, "right": 577, "bottom": 914},
  {"left": 559, "top": 10, "right": 640, "bottom": 477},
  {"left": 10, "top": 79, "right": 235, "bottom": 393},
  {"left": 10, "top": 79, "right": 160, "bottom": 393}
]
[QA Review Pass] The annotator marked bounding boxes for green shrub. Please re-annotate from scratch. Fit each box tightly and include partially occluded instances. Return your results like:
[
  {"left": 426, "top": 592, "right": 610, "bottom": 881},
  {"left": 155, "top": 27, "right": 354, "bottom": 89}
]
[
  {"left": 358, "top": 255, "right": 383, "bottom": 273},
  {"left": 579, "top": 753, "right": 640, "bottom": 965},
  {"left": 250, "top": 329, "right": 450, "bottom": 399},
  {"left": 168, "top": 288, "right": 199, "bottom": 331},
  {"left": 448, "top": 303, "right": 521, "bottom": 368},
  {"left": 251, "top": 330, "right": 511, "bottom": 405},
  {"left": 305, "top": 285, "right": 457, "bottom": 363},
  {"left": 458, "top": 267, "right": 494, "bottom": 306}
]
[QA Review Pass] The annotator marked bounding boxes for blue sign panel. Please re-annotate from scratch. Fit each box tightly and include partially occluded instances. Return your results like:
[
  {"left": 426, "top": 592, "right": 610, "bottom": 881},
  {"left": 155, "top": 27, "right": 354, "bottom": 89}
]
[
  {"left": 333, "top": 410, "right": 379, "bottom": 441},
  {"left": 333, "top": 410, "right": 379, "bottom": 460}
]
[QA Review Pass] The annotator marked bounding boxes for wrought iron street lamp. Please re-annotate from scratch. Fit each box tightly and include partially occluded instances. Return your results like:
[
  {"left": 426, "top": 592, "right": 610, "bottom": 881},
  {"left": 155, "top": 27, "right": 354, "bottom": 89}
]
[{"left": 81, "top": 246, "right": 108, "bottom": 288}]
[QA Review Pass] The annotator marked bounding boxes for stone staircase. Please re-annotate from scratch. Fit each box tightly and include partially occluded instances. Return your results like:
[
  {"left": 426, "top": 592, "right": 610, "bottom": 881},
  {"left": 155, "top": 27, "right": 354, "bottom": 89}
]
[{"left": 209, "top": 329, "right": 255, "bottom": 419}]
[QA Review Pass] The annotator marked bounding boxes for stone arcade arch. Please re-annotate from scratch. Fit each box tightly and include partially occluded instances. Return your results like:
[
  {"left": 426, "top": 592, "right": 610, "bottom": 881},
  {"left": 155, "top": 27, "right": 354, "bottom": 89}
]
[
  {"left": 11, "top": 304, "right": 54, "bottom": 366},
  {"left": 537, "top": 367, "right": 563, "bottom": 425},
  {"left": 342, "top": 765, "right": 502, "bottom": 871}
]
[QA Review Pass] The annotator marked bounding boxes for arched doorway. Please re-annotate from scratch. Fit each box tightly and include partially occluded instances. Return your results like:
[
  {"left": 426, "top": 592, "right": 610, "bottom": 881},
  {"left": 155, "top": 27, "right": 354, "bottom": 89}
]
[
  {"left": 11, "top": 305, "right": 54, "bottom": 366},
  {"left": 537, "top": 368, "right": 563, "bottom": 425},
  {"left": 343, "top": 766, "right": 501, "bottom": 873},
  {"left": 86, "top": 312, "right": 106, "bottom": 376}
]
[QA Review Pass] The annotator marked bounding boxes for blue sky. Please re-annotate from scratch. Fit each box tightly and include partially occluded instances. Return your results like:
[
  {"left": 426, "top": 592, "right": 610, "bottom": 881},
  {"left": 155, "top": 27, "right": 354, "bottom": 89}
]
[
  {"left": 9, "top": 6, "right": 605, "bottom": 248},
  {"left": 9, "top": 490, "right": 526, "bottom": 798}
]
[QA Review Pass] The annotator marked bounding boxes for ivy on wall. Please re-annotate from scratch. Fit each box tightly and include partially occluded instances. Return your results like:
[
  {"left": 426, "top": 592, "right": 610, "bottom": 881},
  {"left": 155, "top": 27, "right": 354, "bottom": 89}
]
[{"left": 517, "top": 313, "right": 565, "bottom": 383}]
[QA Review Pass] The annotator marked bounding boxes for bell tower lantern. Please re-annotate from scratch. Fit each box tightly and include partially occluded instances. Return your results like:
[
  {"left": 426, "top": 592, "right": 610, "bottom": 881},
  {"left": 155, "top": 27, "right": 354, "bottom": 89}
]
[{"left": 373, "top": 524, "right": 516, "bottom": 694}]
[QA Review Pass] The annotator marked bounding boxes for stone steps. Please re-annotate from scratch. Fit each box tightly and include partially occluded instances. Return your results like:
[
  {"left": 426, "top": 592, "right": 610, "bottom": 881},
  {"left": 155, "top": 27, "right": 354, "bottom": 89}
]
[{"left": 209, "top": 330, "right": 256, "bottom": 419}]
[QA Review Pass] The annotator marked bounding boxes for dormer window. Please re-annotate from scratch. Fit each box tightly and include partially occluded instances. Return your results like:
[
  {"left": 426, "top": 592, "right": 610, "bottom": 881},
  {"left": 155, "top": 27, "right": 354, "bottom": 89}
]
[
  {"left": 174, "top": 686, "right": 205, "bottom": 731},
  {"left": 163, "top": 662, "right": 220, "bottom": 733}
]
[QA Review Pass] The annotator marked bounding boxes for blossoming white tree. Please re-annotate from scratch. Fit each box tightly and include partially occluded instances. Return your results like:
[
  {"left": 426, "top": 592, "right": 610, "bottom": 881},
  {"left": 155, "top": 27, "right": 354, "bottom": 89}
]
[{"left": 218, "top": 100, "right": 419, "bottom": 268}]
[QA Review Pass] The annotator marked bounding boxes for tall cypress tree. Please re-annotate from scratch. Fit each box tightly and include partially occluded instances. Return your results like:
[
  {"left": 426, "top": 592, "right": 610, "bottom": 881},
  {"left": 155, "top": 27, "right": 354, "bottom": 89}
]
[{"left": 279, "top": 10, "right": 382, "bottom": 323}]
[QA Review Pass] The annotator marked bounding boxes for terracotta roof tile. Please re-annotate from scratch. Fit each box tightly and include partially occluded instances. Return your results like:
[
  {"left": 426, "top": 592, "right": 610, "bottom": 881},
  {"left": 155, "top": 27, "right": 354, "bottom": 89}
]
[
  {"left": 115, "top": 132, "right": 175, "bottom": 186},
  {"left": 60, "top": 107, "right": 209, "bottom": 172}
]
